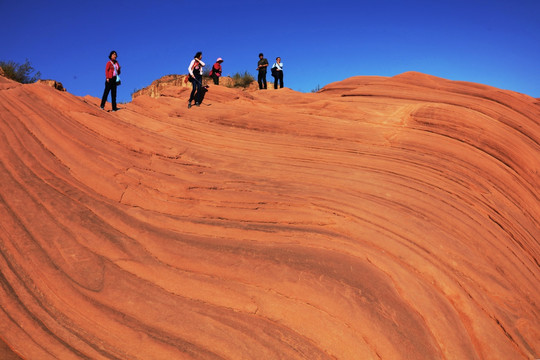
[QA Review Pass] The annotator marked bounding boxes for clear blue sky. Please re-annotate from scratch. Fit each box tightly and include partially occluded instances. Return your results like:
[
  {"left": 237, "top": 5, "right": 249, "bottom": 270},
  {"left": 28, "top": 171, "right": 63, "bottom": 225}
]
[{"left": 2, "top": 0, "right": 539, "bottom": 103}]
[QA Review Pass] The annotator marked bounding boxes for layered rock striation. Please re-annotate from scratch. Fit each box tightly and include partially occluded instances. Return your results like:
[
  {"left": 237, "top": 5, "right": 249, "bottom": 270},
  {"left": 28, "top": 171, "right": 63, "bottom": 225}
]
[{"left": 0, "top": 72, "right": 538, "bottom": 359}]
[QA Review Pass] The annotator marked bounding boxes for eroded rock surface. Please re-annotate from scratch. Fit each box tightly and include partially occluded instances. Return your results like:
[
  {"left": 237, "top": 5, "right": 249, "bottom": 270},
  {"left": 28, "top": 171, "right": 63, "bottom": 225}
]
[{"left": 0, "top": 72, "right": 538, "bottom": 359}]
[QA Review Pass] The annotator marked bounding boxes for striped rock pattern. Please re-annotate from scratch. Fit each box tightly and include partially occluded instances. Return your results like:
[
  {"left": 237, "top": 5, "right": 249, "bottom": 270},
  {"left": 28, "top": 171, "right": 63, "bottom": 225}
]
[{"left": 0, "top": 72, "right": 538, "bottom": 359}]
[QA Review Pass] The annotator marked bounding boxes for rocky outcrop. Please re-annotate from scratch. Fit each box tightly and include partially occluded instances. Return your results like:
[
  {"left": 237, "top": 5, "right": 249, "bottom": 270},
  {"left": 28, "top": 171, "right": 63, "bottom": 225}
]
[
  {"left": 0, "top": 66, "right": 4, "bottom": 77},
  {"left": 131, "top": 73, "right": 288, "bottom": 100},
  {"left": 37, "top": 79, "right": 66, "bottom": 91},
  {"left": 132, "top": 74, "right": 235, "bottom": 99},
  {"left": 0, "top": 72, "right": 538, "bottom": 360}
]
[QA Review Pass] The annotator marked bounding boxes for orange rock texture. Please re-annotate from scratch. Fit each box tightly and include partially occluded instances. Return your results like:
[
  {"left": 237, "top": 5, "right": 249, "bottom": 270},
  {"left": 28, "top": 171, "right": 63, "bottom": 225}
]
[
  {"left": 0, "top": 72, "right": 538, "bottom": 359},
  {"left": 131, "top": 74, "right": 271, "bottom": 100}
]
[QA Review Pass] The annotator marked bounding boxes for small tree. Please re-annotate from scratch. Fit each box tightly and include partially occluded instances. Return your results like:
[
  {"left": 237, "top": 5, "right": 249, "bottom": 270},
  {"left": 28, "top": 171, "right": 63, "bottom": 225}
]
[
  {"left": 0, "top": 59, "right": 41, "bottom": 84},
  {"left": 202, "top": 67, "right": 212, "bottom": 78}
]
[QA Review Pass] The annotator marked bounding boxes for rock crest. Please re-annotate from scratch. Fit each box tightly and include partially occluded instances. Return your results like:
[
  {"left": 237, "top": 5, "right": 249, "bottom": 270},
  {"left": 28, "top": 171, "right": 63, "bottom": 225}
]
[
  {"left": 37, "top": 79, "right": 66, "bottom": 91},
  {"left": 132, "top": 74, "right": 235, "bottom": 99}
]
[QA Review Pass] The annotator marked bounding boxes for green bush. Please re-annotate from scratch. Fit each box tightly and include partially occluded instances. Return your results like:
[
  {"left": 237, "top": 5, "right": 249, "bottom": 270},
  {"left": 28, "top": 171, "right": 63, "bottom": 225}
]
[
  {"left": 202, "top": 67, "right": 212, "bottom": 78},
  {"left": 232, "top": 71, "right": 255, "bottom": 88},
  {"left": 0, "top": 59, "right": 41, "bottom": 84}
]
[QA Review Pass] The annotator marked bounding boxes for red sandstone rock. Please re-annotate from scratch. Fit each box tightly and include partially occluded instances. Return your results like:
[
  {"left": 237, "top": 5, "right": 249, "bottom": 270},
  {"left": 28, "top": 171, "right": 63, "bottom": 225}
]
[
  {"left": 132, "top": 74, "right": 235, "bottom": 99},
  {"left": 37, "top": 79, "right": 66, "bottom": 91},
  {"left": 0, "top": 72, "right": 538, "bottom": 359}
]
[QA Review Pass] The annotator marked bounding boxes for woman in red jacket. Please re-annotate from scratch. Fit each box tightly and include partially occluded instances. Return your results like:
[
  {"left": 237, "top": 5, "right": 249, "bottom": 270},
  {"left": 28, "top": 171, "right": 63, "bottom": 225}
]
[
  {"left": 210, "top": 57, "right": 223, "bottom": 85},
  {"left": 100, "top": 50, "right": 121, "bottom": 111}
]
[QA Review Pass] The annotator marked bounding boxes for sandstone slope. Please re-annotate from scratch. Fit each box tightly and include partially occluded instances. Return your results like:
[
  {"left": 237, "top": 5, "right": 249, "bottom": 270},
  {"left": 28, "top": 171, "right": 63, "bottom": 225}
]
[{"left": 0, "top": 72, "right": 539, "bottom": 359}]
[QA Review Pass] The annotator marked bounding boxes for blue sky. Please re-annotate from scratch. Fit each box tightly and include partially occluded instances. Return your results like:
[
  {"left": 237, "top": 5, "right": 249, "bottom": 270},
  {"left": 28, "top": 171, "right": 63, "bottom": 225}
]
[{"left": 2, "top": 0, "right": 539, "bottom": 103}]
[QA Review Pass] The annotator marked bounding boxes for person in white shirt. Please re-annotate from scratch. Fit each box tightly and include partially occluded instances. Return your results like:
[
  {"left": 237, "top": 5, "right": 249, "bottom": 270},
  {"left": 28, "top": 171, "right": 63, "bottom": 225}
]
[
  {"left": 271, "top": 57, "right": 284, "bottom": 89},
  {"left": 188, "top": 52, "right": 205, "bottom": 108}
]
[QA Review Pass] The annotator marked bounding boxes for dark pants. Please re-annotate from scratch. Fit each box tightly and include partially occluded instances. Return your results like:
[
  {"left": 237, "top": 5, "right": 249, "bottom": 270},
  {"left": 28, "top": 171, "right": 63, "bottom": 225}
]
[
  {"left": 274, "top": 71, "right": 284, "bottom": 89},
  {"left": 258, "top": 71, "right": 267, "bottom": 89},
  {"left": 189, "top": 75, "right": 202, "bottom": 103},
  {"left": 211, "top": 73, "right": 219, "bottom": 85},
  {"left": 100, "top": 78, "right": 117, "bottom": 110}
]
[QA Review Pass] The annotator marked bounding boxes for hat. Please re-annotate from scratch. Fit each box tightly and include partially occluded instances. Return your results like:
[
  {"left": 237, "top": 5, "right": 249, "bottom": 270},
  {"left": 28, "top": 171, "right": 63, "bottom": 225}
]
[{"left": 217, "top": 57, "right": 223, "bottom": 62}]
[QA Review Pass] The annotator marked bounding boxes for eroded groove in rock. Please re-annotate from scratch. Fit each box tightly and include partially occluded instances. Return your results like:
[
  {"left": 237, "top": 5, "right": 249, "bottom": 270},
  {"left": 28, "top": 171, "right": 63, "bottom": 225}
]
[{"left": 0, "top": 72, "right": 538, "bottom": 359}]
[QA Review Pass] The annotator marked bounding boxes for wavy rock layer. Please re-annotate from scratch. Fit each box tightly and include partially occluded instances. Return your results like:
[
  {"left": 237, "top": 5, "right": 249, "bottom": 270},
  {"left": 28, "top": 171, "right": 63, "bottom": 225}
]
[{"left": 0, "top": 72, "right": 538, "bottom": 359}]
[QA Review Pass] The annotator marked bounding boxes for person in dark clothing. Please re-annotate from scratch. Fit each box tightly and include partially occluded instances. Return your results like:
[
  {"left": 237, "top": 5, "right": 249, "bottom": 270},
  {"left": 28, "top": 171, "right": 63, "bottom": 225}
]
[
  {"left": 194, "top": 85, "right": 209, "bottom": 105},
  {"left": 188, "top": 51, "right": 205, "bottom": 108},
  {"left": 210, "top": 58, "right": 223, "bottom": 85},
  {"left": 271, "top": 57, "right": 284, "bottom": 89},
  {"left": 256, "top": 53, "right": 268, "bottom": 89},
  {"left": 100, "top": 50, "right": 121, "bottom": 111}
]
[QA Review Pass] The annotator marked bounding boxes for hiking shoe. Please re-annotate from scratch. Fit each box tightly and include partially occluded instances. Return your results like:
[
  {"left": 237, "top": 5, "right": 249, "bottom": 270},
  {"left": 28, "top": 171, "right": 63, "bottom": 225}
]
[
  {"left": 188, "top": 103, "right": 192, "bottom": 109},
  {"left": 195, "top": 102, "right": 200, "bottom": 107}
]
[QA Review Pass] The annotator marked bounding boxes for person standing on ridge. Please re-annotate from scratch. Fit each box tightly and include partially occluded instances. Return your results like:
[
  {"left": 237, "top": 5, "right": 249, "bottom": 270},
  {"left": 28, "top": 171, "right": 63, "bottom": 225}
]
[
  {"left": 100, "top": 50, "right": 121, "bottom": 111},
  {"left": 271, "top": 57, "right": 284, "bottom": 89},
  {"left": 256, "top": 53, "right": 268, "bottom": 89},
  {"left": 188, "top": 52, "right": 205, "bottom": 108},
  {"left": 209, "top": 57, "right": 223, "bottom": 85}
]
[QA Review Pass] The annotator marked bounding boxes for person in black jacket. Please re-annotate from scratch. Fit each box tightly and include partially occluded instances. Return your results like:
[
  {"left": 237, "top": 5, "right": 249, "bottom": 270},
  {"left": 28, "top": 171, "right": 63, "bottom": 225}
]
[{"left": 256, "top": 53, "right": 268, "bottom": 89}]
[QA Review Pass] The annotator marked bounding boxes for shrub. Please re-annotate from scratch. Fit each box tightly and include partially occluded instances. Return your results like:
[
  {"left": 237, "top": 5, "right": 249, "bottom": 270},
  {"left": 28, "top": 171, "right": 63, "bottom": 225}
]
[
  {"left": 0, "top": 59, "right": 41, "bottom": 84},
  {"left": 202, "top": 67, "right": 212, "bottom": 78},
  {"left": 232, "top": 71, "right": 255, "bottom": 88}
]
